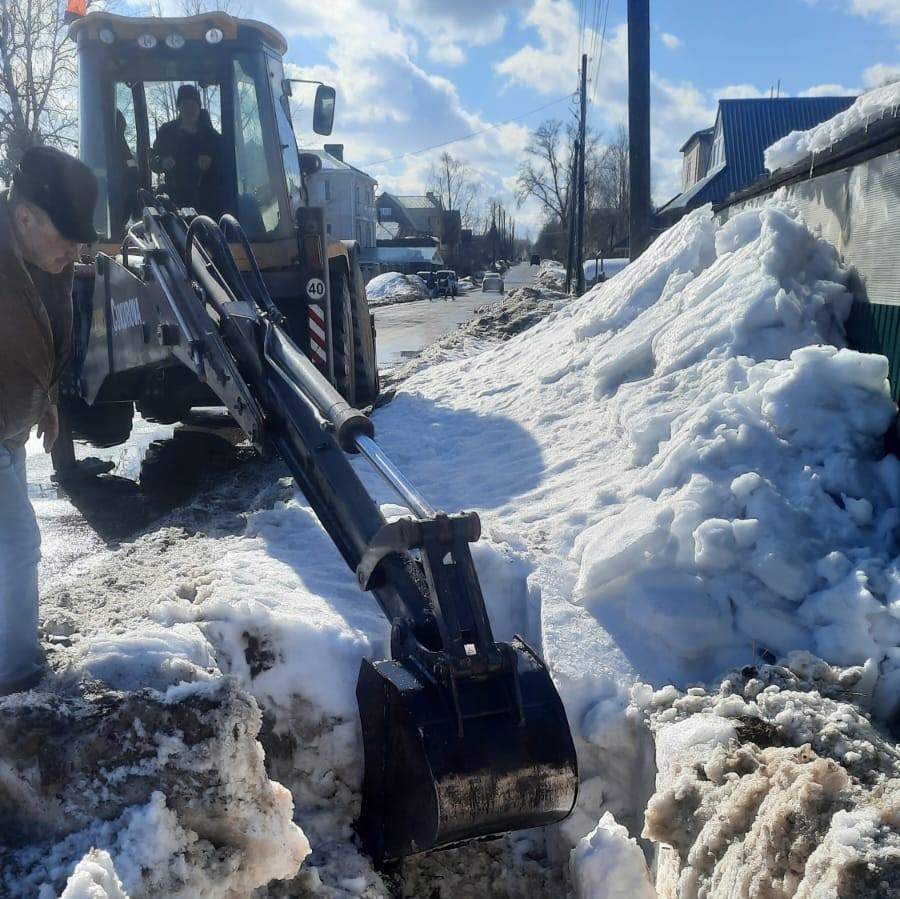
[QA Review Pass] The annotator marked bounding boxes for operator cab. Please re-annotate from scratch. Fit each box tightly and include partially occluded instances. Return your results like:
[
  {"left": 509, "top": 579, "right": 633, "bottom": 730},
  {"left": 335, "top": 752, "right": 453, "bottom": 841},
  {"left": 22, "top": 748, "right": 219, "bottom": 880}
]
[{"left": 69, "top": 12, "right": 335, "bottom": 244}]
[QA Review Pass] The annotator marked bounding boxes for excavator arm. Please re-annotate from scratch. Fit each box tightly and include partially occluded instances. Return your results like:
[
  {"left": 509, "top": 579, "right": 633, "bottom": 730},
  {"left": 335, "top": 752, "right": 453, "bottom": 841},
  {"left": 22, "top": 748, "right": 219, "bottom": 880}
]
[{"left": 101, "top": 199, "right": 578, "bottom": 863}]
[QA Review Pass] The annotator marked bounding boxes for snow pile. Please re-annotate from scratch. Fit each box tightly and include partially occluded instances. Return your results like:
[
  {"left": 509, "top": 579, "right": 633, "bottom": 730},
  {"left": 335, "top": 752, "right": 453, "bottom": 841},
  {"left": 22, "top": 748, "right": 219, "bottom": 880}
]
[
  {"left": 536, "top": 258, "right": 567, "bottom": 290},
  {"left": 0, "top": 678, "right": 308, "bottom": 898},
  {"left": 376, "top": 203, "right": 898, "bottom": 708},
  {"left": 765, "top": 81, "right": 900, "bottom": 171},
  {"left": 640, "top": 654, "right": 900, "bottom": 898},
  {"left": 58, "top": 850, "right": 128, "bottom": 899},
  {"left": 365, "top": 271, "right": 429, "bottom": 306},
  {"left": 584, "top": 257, "right": 628, "bottom": 285},
  {"left": 570, "top": 812, "right": 656, "bottom": 899}
]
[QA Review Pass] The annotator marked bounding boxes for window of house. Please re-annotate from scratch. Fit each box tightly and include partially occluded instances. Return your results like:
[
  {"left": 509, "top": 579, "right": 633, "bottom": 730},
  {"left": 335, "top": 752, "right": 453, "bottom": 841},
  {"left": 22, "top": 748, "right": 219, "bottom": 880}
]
[
  {"left": 379, "top": 206, "right": 392, "bottom": 218},
  {"left": 710, "top": 124, "right": 725, "bottom": 169},
  {"left": 355, "top": 185, "right": 360, "bottom": 204},
  {"left": 324, "top": 179, "right": 331, "bottom": 201},
  {"left": 326, "top": 223, "right": 332, "bottom": 234}
]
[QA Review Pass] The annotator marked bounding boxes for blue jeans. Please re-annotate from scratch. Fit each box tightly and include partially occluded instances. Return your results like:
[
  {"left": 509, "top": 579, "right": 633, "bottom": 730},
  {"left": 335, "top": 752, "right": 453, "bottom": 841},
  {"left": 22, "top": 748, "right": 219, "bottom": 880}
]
[{"left": 0, "top": 444, "right": 42, "bottom": 687}]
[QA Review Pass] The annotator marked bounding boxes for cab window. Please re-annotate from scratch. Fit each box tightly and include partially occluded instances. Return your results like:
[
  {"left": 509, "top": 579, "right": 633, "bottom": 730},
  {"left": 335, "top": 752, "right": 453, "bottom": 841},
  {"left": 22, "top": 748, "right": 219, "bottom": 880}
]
[{"left": 233, "top": 56, "right": 282, "bottom": 237}]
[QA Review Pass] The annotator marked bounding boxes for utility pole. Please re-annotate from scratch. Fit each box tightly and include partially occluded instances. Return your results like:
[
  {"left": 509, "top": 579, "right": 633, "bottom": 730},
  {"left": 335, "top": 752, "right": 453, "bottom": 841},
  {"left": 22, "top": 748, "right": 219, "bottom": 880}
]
[
  {"left": 565, "top": 138, "right": 578, "bottom": 293},
  {"left": 576, "top": 53, "right": 587, "bottom": 294},
  {"left": 627, "top": 0, "right": 651, "bottom": 261}
]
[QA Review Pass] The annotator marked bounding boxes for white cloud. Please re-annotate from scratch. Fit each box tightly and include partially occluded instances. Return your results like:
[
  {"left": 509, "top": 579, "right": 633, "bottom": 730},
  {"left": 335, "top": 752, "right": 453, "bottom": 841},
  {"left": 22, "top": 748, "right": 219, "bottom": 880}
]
[
  {"left": 428, "top": 42, "right": 467, "bottom": 66},
  {"left": 804, "top": 0, "right": 900, "bottom": 28},
  {"left": 495, "top": 5, "right": 716, "bottom": 206},
  {"left": 713, "top": 84, "right": 766, "bottom": 100},
  {"left": 799, "top": 82, "right": 860, "bottom": 96},
  {"left": 660, "top": 32, "right": 682, "bottom": 50},
  {"left": 263, "top": 0, "right": 545, "bottom": 227},
  {"left": 850, "top": 0, "right": 900, "bottom": 28},
  {"left": 863, "top": 62, "right": 900, "bottom": 86}
]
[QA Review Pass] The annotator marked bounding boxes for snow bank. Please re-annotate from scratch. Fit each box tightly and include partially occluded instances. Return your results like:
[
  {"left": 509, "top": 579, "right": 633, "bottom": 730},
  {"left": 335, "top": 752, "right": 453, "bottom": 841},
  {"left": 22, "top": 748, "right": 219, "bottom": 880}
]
[
  {"left": 0, "top": 679, "right": 308, "bottom": 897},
  {"left": 365, "top": 271, "right": 429, "bottom": 306},
  {"left": 536, "top": 259, "right": 567, "bottom": 290},
  {"left": 377, "top": 204, "right": 898, "bottom": 703},
  {"left": 584, "top": 257, "right": 628, "bottom": 284},
  {"left": 570, "top": 812, "right": 656, "bottom": 899},
  {"left": 641, "top": 655, "right": 900, "bottom": 897},
  {"left": 58, "top": 850, "right": 128, "bottom": 899},
  {"left": 765, "top": 81, "right": 900, "bottom": 171}
]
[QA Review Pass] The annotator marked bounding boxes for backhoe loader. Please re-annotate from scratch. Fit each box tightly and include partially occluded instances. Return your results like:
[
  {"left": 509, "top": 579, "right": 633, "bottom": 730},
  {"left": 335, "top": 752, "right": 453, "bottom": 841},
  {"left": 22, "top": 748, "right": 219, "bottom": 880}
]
[{"left": 59, "top": 10, "right": 578, "bottom": 863}]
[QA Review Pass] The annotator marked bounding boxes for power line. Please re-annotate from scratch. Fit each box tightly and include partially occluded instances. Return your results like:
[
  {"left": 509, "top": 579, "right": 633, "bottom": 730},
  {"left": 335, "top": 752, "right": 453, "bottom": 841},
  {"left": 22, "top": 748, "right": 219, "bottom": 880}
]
[
  {"left": 359, "top": 93, "right": 576, "bottom": 168},
  {"left": 590, "top": 0, "right": 611, "bottom": 107}
]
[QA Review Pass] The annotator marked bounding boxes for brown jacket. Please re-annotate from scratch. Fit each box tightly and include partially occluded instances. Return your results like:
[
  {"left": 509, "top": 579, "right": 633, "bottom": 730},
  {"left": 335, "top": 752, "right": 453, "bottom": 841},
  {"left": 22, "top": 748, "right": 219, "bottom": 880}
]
[{"left": 0, "top": 191, "right": 74, "bottom": 450}]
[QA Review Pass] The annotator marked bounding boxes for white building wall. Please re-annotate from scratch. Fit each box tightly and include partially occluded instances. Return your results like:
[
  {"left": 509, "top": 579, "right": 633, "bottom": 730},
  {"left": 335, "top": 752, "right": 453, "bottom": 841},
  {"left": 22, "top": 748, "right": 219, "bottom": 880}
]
[{"left": 307, "top": 164, "right": 378, "bottom": 248}]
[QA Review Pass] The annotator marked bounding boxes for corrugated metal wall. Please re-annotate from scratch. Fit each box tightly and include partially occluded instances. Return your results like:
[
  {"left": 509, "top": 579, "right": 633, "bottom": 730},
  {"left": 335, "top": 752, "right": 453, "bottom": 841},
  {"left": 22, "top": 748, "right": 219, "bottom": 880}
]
[{"left": 719, "top": 150, "right": 900, "bottom": 398}]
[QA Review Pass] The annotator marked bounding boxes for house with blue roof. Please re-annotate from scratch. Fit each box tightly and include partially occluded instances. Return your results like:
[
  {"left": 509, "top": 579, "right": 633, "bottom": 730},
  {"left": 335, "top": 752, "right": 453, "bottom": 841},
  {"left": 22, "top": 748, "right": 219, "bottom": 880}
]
[{"left": 658, "top": 96, "right": 856, "bottom": 225}]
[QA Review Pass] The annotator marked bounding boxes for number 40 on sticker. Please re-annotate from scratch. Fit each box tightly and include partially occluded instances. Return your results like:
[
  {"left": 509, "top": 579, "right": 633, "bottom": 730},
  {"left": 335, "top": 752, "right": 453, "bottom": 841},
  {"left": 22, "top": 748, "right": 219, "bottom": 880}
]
[{"left": 306, "top": 278, "right": 326, "bottom": 300}]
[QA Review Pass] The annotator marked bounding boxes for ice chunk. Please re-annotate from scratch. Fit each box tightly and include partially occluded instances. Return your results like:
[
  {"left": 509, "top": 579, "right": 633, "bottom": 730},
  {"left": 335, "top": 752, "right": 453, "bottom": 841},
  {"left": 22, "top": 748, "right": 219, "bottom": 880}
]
[{"left": 570, "top": 812, "right": 657, "bottom": 899}]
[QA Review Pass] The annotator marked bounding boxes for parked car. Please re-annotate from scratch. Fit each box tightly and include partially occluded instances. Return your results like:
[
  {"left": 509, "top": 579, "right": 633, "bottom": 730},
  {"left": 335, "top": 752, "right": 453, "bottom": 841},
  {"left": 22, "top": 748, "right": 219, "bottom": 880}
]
[
  {"left": 436, "top": 269, "right": 458, "bottom": 298},
  {"left": 530, "top": 254, "right": 541, "bottom": 266},
  {"left": 416, "top": 270, "right": 437, "bottom": 298},
  {"left": 482, "top": 272, "right": 505, "bottom": 294}
]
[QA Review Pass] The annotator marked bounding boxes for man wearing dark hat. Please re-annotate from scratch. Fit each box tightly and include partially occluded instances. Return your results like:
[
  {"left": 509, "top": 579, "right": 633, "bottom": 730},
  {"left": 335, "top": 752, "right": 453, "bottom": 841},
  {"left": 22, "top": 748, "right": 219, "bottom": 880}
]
[
  {"left": 151, "top": 83, "right": 224, "bottom": 217},
  {"left": 0, "top": 144, "right": 97, "bottom": 695}
]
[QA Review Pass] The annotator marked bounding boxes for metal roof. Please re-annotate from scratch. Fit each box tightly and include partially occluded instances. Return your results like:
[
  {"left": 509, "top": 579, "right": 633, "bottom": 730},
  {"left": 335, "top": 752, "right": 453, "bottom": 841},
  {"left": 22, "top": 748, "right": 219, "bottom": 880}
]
[{"left": 661, "top": 97, "right": 856, "bottom": 213}]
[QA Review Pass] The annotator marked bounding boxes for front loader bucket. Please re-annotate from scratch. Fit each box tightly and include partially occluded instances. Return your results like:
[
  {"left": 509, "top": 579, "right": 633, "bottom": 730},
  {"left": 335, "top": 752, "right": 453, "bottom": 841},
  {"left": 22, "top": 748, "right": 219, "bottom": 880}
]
[{"left": 356, "top": 637, "right": 578, "bottom": 864}]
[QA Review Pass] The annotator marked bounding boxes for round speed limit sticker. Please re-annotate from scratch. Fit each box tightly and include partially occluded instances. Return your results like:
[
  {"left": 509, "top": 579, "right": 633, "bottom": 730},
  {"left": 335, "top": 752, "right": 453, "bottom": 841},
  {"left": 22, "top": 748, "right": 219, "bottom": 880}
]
[{"left": 306, "top": 277, "right": 326, "bottom": 300}]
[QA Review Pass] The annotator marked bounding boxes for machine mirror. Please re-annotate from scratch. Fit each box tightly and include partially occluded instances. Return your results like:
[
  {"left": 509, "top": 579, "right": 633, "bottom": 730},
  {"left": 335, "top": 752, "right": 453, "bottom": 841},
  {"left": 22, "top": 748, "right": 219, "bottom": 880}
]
[{"left": 313, "top": 85, "right": 336, "bottom": 136}]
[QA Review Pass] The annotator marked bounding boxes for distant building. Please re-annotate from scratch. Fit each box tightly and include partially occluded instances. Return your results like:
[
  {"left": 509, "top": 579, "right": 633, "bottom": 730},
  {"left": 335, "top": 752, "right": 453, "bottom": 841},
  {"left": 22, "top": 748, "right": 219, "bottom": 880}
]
[
  {"left": 375, "top": 191, "right": 464, "bottom": 268},
  {"left": 658, "top": 97, "right": 856, "bottom": 225},
  {"left": 377, "top": 191, "right": 444, "bottom": 240},
  {"left": 305, "top": 144, "right": 377, "bottom": 248},
  {"left": 680, "top": 127, "right": 713, "bottom": 192}
]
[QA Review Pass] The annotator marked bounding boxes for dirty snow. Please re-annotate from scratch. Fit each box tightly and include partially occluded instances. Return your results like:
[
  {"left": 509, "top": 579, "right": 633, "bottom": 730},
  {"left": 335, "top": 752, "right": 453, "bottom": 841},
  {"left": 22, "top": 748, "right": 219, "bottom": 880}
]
[
  {"left": 364, "top": 271, "right": 429, "bottom": 306},
  {"left": 535, "top": 258, "right": 567, "bottom": 290},
  {"left": 765, "top": 80, "right": 900, "bottom": 171},
  {"left": 641, "top": 654, "right": 900, "bottom": 897},
  {"left": 5, "top": 198, "right": 900, "bottom": 896}
]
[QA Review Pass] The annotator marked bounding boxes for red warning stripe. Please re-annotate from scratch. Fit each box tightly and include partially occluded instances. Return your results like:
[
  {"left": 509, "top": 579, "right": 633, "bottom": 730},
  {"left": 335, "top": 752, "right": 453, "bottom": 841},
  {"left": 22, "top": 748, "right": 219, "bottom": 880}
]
[{"left": 308, "top": 304, "right": 328, "bottom": 367}]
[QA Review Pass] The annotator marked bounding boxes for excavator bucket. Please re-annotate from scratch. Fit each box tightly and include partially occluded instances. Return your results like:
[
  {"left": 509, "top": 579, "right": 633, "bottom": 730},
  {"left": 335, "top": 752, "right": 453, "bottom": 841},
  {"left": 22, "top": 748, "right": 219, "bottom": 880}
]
[{"left": 356, "top": 637, "right": 578, "bottom": 864}]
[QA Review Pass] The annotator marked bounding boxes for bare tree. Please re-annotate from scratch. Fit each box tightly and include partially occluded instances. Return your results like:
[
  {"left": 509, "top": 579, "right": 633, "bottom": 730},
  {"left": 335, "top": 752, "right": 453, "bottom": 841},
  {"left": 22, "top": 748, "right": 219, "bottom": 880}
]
[
  {"left": 0, "top": 0, "right": 95, "bottom": 180},
  {"left": 516, "top": 119, "right": 571, "bottom": 225},
  {"left": 426, "top": 151, "right": 478, "bottom": 229},
  {"left": 594, "top": 122, "right": 628, "bottom": 238}
]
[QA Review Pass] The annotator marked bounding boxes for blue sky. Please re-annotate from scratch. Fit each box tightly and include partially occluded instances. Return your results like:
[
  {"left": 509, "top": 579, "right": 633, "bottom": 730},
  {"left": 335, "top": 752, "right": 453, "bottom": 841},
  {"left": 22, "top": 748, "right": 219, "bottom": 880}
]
[{"left": 165, "top": 0, "right": 900, "bottom": 233}]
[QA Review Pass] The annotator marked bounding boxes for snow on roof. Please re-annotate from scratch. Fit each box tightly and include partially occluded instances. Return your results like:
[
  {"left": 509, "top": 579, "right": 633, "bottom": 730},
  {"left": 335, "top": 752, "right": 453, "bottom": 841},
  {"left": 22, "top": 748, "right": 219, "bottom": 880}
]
[
  {"left": 765, "top": 80, "right": 900, "bottom": 172},
  {"left": 394, "top": 195, "right": 442, "bottom": 210},
  {"left": 662, "top": 96, "right": 856, "bottom": 212},
  {"left": 375, "top": 221, "right": 400, "bottom": 240},
  {"left": 306, "top": 149, "right": 375, "bottom": 181}
]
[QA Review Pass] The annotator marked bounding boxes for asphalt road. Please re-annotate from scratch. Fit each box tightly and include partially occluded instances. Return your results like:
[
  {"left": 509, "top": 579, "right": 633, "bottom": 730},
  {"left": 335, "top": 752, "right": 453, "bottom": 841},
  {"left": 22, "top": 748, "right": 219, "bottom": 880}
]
[
  {"left": 375, "top": 262, "right": 535, "bottom": 366},
  {"left": 28, "top": 261, "right": 537, "bottom": 581}
]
